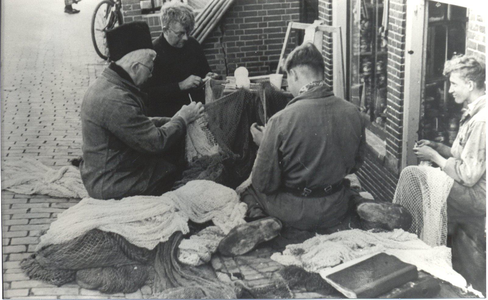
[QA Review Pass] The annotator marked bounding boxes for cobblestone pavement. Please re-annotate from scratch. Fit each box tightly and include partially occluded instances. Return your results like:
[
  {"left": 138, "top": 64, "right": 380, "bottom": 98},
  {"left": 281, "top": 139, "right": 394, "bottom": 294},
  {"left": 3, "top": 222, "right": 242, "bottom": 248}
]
[{"left": 1, "top": 1, "right": 326, "bottom": 299}]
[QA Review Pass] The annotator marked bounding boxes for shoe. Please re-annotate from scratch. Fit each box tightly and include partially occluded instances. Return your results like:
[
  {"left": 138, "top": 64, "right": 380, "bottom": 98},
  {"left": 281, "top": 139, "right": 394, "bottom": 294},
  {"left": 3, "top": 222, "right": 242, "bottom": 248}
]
[
  {"left": 218, "top": 217, "right": 282, "bottom": 256},
  {"left": 357, "top": 202, "right": 413, "bottom": 231},
  {"left": 65, "top": 8, "right": 80, "bottom": 14}
]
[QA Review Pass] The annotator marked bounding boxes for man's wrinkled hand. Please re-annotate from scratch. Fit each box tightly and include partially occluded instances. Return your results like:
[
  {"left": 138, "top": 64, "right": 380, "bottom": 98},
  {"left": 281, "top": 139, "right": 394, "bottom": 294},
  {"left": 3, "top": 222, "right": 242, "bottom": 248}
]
[
  {"left": 177, "top": 102, "right": 204, "bottom": 125},
  {"left": 250, "top": 122, "right": 265, "bottom": 147},
  {"left": 179, "top": 75, "right": 202, "bottom": 91}
]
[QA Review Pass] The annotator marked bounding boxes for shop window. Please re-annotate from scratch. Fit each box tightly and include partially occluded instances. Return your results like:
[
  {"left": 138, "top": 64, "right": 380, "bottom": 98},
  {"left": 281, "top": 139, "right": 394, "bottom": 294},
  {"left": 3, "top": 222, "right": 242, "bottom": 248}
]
[
  {"left": 420, "top": 2, "right": 467, "bottom": 146},
  {"left": 349, "top": 0, "right": 388, "bottom": 139}
]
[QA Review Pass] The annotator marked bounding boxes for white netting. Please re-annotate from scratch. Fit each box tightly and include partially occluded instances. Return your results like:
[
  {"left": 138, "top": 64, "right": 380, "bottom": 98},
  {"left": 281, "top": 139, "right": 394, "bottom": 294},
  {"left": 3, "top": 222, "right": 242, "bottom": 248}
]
[
  {"left": 270, "top": 229, "right": 471, "bottom": 292},
  {"left": 1, "top": 157, "right": 88, "bottom": 199},
  {"left": 185, "top": 114, "right": 221, "bottom": 163},
  {"left": 392, "top": 164, "right": 454, "bottom": 246},
  {"left": 36, "top": 180, "right": 247, "bottom": 251}
]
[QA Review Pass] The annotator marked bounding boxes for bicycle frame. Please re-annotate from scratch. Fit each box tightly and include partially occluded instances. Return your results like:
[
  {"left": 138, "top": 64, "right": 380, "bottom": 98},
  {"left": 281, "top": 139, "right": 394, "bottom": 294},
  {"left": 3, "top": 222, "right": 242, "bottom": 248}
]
[{"left": 103, "top": 0, "right": 122, "bottom": 32}]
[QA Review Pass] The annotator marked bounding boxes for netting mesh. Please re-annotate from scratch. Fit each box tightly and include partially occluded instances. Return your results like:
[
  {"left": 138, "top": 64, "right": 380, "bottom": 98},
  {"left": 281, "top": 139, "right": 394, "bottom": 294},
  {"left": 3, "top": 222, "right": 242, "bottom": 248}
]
[
  {"left": 392, "top": 164, "right": 454, "bottom": 247},
  {"left": 21, "top": 229, "right": 154, "bottom": 288}
]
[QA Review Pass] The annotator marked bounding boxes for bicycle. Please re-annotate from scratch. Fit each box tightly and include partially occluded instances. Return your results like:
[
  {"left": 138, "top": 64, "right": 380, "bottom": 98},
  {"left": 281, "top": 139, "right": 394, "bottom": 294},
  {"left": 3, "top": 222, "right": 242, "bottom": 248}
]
[{"left": 91, "top": 0, "right": 124, "bottom": 60}]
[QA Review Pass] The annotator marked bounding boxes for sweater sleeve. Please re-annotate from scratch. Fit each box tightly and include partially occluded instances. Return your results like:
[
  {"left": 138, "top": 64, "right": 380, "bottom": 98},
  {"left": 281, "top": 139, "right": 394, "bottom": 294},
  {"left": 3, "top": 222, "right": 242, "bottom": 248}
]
[
  {"left": 104, "top": 93, "right": 186, "bottom": 154},
  {"left": 251, "top": 117, "right": 283, "bottom": 194},
  {"left": 443, "top": 121, "right": 486, "bottom": 187}
]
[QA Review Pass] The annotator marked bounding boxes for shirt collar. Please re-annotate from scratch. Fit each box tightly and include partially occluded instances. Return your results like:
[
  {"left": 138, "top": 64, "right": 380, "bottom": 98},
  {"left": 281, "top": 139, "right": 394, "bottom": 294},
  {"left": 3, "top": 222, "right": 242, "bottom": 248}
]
[
  {"left": 460, "top": 94, "right": 486, "bottom": 124},
  {"left": 298, "top": 80, "right": 326, "bottom": 95},
  {"left": 467, "top": 94, "right": 486, "bottom": 113}
]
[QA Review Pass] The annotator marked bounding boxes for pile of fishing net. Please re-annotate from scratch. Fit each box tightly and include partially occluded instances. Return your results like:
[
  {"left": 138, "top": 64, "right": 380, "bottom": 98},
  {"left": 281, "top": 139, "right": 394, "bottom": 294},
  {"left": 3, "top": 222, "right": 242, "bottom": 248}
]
[
  {"left": 392, "top": 164, "right": 454, "bottom": 246},
  {"left": 1, "top": 157, "right": 88, "bottom": 199},
  {"left": 21, "top": 180, "right": 246, "bottom": 296}
]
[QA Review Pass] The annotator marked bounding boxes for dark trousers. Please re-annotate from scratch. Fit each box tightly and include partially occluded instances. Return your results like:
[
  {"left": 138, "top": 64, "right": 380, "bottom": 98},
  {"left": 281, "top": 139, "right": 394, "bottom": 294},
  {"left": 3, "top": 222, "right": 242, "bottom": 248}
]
[
  {"left": 240, "top": 184, "right": 362, "bottom": 232},
  {"left": 447, "top": 181, "right": 486, "bottom": 295}
]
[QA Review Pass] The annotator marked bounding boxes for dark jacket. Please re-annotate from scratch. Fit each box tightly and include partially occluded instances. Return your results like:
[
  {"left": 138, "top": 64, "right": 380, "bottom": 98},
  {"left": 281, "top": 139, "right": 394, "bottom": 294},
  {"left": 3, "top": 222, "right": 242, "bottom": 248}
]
[
  {"left": 250, "top": 85, "right": 366, "bottom": 230},
  {"left": 80, "top": 64, "right": 187, "bottom": 199},
  {"left": 144, "top": 35, "right": 211, "bottom": 117}
]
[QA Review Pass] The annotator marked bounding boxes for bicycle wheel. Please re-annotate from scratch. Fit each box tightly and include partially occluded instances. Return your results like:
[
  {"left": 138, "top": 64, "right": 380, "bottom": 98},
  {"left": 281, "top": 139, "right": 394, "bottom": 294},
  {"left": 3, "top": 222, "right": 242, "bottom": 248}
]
[{"left": 91, "top": 0, "right": 122, "bottom": 60}]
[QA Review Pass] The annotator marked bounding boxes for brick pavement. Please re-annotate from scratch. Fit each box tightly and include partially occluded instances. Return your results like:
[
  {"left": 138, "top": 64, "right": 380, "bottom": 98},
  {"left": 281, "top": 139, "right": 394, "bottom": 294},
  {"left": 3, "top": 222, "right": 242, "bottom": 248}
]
[{"left": 1, "top": 0, "right": 324, "bottom": 299}]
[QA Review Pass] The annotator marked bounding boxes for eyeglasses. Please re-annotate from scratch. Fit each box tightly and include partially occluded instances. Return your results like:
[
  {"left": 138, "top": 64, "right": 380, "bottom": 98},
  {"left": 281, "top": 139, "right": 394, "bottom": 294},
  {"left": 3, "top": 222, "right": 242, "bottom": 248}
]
[
  {"left": 167, "top": 27, "right": 189, "bottom": 39},
  {"left": 138, "top": 62, "right": 153, "bottom": 73}
]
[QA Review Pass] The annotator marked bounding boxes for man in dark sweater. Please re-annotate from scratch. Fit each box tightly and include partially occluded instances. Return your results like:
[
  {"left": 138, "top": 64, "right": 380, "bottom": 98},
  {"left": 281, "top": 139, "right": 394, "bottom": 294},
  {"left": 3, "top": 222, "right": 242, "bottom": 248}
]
[{"left": 144, "top": 2, "right": 217, "bottom": 117}]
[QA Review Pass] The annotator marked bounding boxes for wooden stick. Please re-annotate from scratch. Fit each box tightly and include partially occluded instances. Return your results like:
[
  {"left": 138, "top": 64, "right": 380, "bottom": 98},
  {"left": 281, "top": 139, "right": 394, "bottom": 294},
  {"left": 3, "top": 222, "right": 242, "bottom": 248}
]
[
  {"left": 276, "top": 22, "right": 292, "bottom": 74},
  {"left": 193, "top": 0, "right": 219, "bottom": 34},
  {"left": 198, "top": 0, "right": 234, "bottom": 43},
  {"left": 193, "top": 0, "right": 223, "bottom": 39}
]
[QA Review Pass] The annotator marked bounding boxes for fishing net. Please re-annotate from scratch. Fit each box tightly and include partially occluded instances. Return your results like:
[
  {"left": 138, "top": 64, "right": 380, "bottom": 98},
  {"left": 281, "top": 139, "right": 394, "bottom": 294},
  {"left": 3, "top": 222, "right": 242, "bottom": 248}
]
[
  {"left": 183, "top": 83, "right": 290, "bottom": 189},
  {"left": 21, "top": 229, "right": 154, "bottom": 289},
  {"left": 21, "top": 181, "right": 247, "bottom": 294},
  {"left": 152, "top": 232, "right": 239, "bottom": 299},
  {"left": 392, "top": 165, "right": 454, "bottom": 247}
]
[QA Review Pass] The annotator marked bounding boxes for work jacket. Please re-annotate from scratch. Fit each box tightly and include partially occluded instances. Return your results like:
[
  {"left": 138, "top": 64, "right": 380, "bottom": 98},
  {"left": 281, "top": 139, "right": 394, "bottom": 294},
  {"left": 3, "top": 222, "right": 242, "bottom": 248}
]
[
  {"left": 250, "top": 84, "right": 366, "bottom": 229},
  {"left": 80, "top": 64, "right": 187, "bottom": 199}
]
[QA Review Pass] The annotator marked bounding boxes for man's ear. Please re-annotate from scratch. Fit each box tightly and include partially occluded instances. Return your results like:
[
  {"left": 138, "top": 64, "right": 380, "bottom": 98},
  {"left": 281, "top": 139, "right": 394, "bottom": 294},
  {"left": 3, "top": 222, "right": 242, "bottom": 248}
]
[
  {"left": 130, "top": 62, "right": 140, "bottom": 74},
  {"left": 289, "top": 68, "right": 298, "bottom": 82}
]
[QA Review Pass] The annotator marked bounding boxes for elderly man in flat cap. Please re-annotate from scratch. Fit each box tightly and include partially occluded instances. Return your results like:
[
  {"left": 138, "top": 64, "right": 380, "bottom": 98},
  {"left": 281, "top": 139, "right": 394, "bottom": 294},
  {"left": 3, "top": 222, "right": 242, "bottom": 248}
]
[{"left": 80, "top": 21, "right": 203, "bottom": 200}]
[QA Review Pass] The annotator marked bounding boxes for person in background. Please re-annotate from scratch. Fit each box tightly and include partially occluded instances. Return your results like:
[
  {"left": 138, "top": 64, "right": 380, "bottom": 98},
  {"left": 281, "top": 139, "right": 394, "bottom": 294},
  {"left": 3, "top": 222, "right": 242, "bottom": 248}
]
[
  {"left": 80, "top": 21, "right": 204, "bottom": 200},
  {"left": 64, "top": 0, "right": 80, "bottom": 14},
  {"left": 408, "top": 55, "right": 485, "bottom": 294},
  {"left": 144, "top": 1, "right": 217, "bottom": 118}
]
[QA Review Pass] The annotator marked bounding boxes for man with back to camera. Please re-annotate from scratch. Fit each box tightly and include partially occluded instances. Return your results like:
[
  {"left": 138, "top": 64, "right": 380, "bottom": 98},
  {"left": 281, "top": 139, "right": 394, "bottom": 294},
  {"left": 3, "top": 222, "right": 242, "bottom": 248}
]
[
  {"left": 80, "top": 21, "right": 204, "bottom": 200},
  {"left": 218, "top": 43, "right": 411, "bottom": 256}
]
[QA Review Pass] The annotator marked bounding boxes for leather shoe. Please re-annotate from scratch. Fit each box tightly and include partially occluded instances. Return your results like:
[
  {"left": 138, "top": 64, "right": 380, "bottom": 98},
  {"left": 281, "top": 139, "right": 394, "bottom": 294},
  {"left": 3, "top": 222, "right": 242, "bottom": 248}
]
[
  {"left": 357, "top": 202, "right": 413, "bottom": 231},
  {"left": 218, "top": 217, "right": 282, "bottom": 256},
  {"left": 65, "top": 8, "right": 80, "bottom": 14}
]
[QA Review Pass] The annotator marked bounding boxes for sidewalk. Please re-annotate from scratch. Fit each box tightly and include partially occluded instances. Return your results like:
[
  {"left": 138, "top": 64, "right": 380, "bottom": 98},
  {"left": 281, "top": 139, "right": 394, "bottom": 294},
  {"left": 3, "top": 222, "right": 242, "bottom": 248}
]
[{"left": 0, "top": 1, "right": 324, "bottom": 298}]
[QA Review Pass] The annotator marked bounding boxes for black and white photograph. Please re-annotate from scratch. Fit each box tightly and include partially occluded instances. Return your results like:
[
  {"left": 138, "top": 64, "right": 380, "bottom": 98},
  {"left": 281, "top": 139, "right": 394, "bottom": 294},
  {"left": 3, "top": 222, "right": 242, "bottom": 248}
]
[{"left": 1, "top": 0, "right": 487, "bottom": 298}]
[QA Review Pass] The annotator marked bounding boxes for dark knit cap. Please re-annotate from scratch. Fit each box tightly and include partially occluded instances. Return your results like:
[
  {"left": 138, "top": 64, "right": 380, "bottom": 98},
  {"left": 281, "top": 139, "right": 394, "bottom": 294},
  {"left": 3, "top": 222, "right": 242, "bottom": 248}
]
[{"left": 106, "top": 21, "right": 153, "bottom": 62}]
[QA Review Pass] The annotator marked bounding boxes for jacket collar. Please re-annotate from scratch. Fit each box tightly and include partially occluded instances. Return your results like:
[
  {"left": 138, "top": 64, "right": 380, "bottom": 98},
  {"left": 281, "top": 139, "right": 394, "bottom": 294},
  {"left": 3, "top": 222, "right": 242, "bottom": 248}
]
[
  {"left": 102, "top": 63, "right": 142, "bottom": 94},
  {"left": 298, "top": 80, "right": 327, "bottom": 95},
  {"left": 108, "top": 62, "right": 134, "bottom": 84},
  {"left": 287, "top": 83, "right": 334, "bottom": 107}
]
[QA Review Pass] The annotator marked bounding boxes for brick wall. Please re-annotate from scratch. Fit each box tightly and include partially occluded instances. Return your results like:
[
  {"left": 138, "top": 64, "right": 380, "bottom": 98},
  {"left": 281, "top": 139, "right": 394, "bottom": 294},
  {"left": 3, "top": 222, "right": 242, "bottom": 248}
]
[
  {"left": 318, "top": 0, "right": 333, "bottom": 89},
  {"left": 351, "top": 0, "right": 407, "bottom": 202},
  {"left": 466, "top": 9, "right": 486, "bottom": 63},
  {"left": 122, "top": 0, "right": 301, "bottom": 76},
  {"left": 202, "top": 0, "right": 301, "bottom": 76}
]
